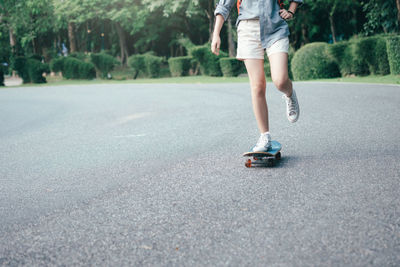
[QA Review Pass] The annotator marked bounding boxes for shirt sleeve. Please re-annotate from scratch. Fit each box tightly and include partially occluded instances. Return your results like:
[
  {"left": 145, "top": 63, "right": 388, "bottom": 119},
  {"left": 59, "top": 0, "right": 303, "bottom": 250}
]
[{"left": 214, "top": 0, "right": 236, "bottom": 21}]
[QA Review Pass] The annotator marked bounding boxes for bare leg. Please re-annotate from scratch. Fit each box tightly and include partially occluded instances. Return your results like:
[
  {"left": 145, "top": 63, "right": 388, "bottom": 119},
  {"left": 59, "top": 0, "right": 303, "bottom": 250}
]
[
  {"left": 244, "top": 59, "right": 269, "bottom": 133},
  {"left": 269, "top": 52, "right": 293, "bottom": 97}
]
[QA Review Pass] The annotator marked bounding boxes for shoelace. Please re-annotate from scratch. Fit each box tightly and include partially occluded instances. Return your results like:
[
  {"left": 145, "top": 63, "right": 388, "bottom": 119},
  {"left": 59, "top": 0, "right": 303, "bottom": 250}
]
[{"left": 283, "top": 94, "right": 297, "bottom": 115}]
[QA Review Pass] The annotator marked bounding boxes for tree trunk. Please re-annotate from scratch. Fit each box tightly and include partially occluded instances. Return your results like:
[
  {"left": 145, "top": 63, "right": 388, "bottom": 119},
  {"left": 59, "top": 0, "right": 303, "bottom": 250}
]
[
  {"left": 9, "top": 27, "right": 16, "bottom": 50},
  {"left": 207, "top": 0, "right": 213, "bottom": 41},
  {"left": 115, "top": 22, "right": 128, "bottom": 65},
  {"left": 9, "top": 27, "right": 17, "bottom": 77},
  {"left": 396, "top": 0, "right": 400, "bottom": 31},
  {"left": 301, "top": 23, "right": 309, "bottom": 45},
  {"left": 329, "top": 15, "right": 337, "bottom": 43},
  {"left": 68, "top": 22, "right": 77, "bottom": 53},
  {"left": 227, "top": 17, "right": 236, "bottom": 57}
]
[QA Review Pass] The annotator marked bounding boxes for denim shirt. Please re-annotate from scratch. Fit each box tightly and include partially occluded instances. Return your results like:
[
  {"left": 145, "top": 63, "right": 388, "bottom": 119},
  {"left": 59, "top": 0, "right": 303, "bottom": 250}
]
[{"left": 214, "top": 0, "right": 303, "bottom": 49}]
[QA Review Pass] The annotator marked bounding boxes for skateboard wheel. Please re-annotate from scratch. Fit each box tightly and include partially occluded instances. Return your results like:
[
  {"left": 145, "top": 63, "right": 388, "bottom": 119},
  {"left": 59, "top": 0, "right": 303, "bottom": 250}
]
[
  {"left": 276, "top": 152, "right": 281, "bottom": 160},
  {"left": 245, "top": 159, "right": 252, "bottom": 168}
]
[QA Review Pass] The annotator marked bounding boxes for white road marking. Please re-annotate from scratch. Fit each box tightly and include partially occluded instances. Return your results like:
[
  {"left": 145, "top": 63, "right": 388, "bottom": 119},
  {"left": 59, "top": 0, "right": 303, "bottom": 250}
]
[
  {"left": 113, "top": 134, "right": 147, "bottom": 138},
  {"left": 115, "top": 112, "right": 152, "bottom": 125}
]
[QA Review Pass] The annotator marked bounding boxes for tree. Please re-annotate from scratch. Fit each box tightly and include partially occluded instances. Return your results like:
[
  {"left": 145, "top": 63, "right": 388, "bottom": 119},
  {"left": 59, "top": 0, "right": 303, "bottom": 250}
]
[{"left": 361, "top": 0, "right": 399, "bottom": 35}]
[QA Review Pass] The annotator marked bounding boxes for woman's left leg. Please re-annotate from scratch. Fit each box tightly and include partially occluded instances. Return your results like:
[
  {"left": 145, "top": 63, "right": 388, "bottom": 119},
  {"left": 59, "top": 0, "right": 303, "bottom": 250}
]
[
  {"left": 269, "top": 52, "right": 300, "bottom": 123},
  {"left": 268, "top": 52, "right": 292, "bottom": 97}
]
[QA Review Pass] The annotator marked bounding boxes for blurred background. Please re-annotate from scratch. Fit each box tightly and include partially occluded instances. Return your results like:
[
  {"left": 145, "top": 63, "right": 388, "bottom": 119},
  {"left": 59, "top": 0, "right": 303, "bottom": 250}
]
[{"left": 0, "top": 0, "right": 399, "bottom": 85}]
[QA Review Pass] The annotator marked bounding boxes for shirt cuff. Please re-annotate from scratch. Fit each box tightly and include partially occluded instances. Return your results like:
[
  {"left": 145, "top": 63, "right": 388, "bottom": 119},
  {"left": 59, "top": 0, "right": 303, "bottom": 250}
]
[{"left": 214, "top": 4, "right": 230, "bottom": 21}]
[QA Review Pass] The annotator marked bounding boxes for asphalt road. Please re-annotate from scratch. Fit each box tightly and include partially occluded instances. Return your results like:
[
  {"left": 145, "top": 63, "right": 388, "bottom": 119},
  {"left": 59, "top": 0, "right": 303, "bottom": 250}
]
[{"left": 0, "top": 82, "right": 399, "bottom": 266}]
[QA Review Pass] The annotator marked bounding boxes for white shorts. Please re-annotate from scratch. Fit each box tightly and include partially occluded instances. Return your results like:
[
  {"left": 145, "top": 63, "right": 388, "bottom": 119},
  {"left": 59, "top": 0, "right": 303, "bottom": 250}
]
[{"left": 236, "top": 19, "right": 289, "bottom": 60}]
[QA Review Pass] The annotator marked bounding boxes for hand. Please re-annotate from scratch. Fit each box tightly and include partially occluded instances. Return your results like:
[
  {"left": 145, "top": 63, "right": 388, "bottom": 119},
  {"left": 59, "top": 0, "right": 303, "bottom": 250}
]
[
  {"left": 279, "top": 9, "right": 294, "bottom": 21},
  {"left": 211, "top": 34, "right": 221, "bottom": 56}
]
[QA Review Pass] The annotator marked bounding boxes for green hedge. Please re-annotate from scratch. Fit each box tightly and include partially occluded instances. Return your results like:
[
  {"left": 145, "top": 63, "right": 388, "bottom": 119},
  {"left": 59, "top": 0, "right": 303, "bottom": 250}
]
[
  {"left": 386, "top": 36, "right": 400, "bottom": 75},
  {"left": 90, "top": 53, "right": 119, "bottom": 78},
  {"left": 128, "top": 54, "right": 145, "bottom": 79},
  {"left": 219, "top": 57, "right": 243, "bottom": 77},
  {"left": 190, "top": 44, "right": 227, "bottom": 76},
  {"left": 50, "top": 56, "right": 96, "bottom": 79},
  {"left": 13, "top": 56, "right": 30, "bottom": 83},
  {"left": 0, "top": 67, "right": 4, "bottom": 86},
  {"left": 128, "top": 53, "right": 163, "bottom": 78},
  {"left": 168, "top": 56, "right": 192, "bottom": 77},
  {"left": 13, "top": 56, "right": 49, "bottom": 83},
  {"left": 62, "top": 57, "right": 96, "bottom": 79},
  {"left": 326, "top": 42, "right": 354, "bottom": 76},
  {"left": 27, "top": 59, "right": 49, "bottom": 83},
  {"left": 144, "top": 54, "right": 163, "bottom": 78},
  {"left": 291, "top": 42, "right": 340, "bottom": 80},
  {"left": 353, "top": 36, "right": 390, "bottom": 75},
  {"left": 69, "top": 52, "right": 88, "bottom": 61},
  {"left": 50, "top": 57, "right": 65, "bottom": 73}
]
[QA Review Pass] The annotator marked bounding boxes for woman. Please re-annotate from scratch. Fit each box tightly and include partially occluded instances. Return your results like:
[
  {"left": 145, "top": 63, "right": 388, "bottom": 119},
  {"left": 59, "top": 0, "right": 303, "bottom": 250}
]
[{"left": 211, "top": 0, "right": 302, "bottom": 152}]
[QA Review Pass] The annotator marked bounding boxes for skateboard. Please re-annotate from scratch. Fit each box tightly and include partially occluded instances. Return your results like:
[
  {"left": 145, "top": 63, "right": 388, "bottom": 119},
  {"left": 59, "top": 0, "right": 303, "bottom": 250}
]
[{"left": 243, "top": 141, "right": 282, "bottom": 168}]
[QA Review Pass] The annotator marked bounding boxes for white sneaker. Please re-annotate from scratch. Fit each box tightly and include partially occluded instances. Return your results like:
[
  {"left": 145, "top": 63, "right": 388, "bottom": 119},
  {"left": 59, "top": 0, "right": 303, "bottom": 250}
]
[
  {"left": 283, "top": 89, "right": 300, "bottom": 123},
  {"left": 252, "top": 133, "right": 272, "bottom": 152}
]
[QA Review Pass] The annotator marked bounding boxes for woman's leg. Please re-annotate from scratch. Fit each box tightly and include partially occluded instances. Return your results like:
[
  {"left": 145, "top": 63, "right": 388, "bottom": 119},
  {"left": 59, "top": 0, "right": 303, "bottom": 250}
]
[
  {"left": 244, "top": 59, "right": 269, "bottom": 133},
  {"left": 269, "top": 52, "right": 300, "bottom": 123},
  {"left": 268, "top": 52, "right": 293, "bottom": 97}
]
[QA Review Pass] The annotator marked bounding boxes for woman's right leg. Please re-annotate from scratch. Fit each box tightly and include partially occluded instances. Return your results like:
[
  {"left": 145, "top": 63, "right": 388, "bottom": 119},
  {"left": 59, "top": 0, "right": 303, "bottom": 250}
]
[{"left": 244, "top": 59, "right": 269, "bottom": 134}]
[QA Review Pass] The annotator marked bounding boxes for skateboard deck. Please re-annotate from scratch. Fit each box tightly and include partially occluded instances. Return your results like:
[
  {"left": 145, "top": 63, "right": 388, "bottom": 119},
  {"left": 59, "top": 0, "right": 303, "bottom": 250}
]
[{"left": 243, "top": 141, "right": 282, "bottom": 168}]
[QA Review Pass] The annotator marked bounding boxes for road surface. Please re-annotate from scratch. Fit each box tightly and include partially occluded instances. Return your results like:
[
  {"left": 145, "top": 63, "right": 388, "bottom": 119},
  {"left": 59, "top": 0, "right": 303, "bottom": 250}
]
[{"left": 0, "top": 82, "right": 399, "bottom": 266}]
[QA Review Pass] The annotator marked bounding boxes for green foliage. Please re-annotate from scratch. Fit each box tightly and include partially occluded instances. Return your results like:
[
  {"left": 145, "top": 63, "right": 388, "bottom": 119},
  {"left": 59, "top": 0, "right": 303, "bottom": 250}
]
[
  {"left": 69, "top": 52, "right": 88, "bottom": 61},
  {"left": 386, "top": 36, "right": 400, "bottom": 75},
  {"left": 144, "top": 54, "right": 163, "bottom": 78},
  {"left": 353, "top": 36, "right": 390, "bottom": 75},
  {"left": 90, "top": 53, "right": 119, "bottom": 78},
  {"left": 264, "top": 60, "right": 271, "bottom": 77},
  {"left": 50, "top": 57, "right": 66, "bottom": 73},
  {"left": 326, "top": 41, "right": 353, "bottom": 76},
  {"left": 361, "top": 0, "right": 398, "bottom": 36},
  {"left": 27, "top": 59, "right": 49, "bottom": 83},
  {"left": 291, "top": 42, "right": 340, "bottom": 80},
  {"left": 190, "top": 45, "right": 227, "bottom": 76},
  {"left": 11, "top": 56, "right": 49, "bottom": 83},
  {"left": 13, "top": 57, "right": 30, "bottom": 83},
  {"left": 128, "top": 53, "right": 163, "bottom": 78},
  {"left": 219, "top": 58, "right": 243, "bottom": 77},
  {"left": 128, "top": 54, "right": 146, "bottom": 79},
  {"left": 168, "top": 56, "right": 192, "bottom": 77},
  {"left": 0, "top": 67, "right": 4, "bottom": 86},
  {"left": 63, "top": 57, "right": 96, "bottom": 79}
]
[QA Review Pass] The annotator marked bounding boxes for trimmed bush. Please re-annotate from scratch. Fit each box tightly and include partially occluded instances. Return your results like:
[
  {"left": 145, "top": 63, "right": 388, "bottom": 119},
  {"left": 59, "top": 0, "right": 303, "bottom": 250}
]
[
  {"left": 291, "top": 42, "right": 340, "bottom": 80},
  {"left": 190, "top": 45, "right": 227, "bottom": 76},
  {"left": 63, "top": 57, "right": 96, "bottom": 79},
  {"left": 128, "top": 54, "right": 145, "bottom": 79},
  {"left": 386, "top": 35, "right": 400, "bottom": 75},
  {"left": 326, "top": 41, "right": 354, "bottom": 76},
  {"left": 27, "top": 59, "right": 49, "bottom": 83},
  {"left": 50, "top": 57, "right": 66, "bottom": 73},
  {"left": 12, "top": 56, "right": 49, "bottom": 83},
  {"left": 168, "top": 56, "right": 192, "bottom": 77},
  {"left": 144, "top": 54, "right": 163, "bottom": 78},
  {"left": 13, "top": 56, "right": 30, "bottom": 83},
  {"left": 90, "top": 53, "right": 119, "bottom": 78},
  {"left": 219, "top": 57, "right": 243, "bottom": 77},
  {"left": 353, "top": 36, "right": 390, "bottom": 75},
  {"left": 0, "top": 67, "right": 4, "bottom": 86},
  {"left": 69, "top": 52, "right": 88, "bottom": 61}
]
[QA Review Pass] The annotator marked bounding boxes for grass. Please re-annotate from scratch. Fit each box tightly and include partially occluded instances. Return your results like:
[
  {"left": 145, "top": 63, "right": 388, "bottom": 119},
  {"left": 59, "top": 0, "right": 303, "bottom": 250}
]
[
  {"left": 3, "top": 66, "right": 400, "bottom": 87},
  {"left": 312, "top": 75, "right": 400, "bottom": 85}
]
